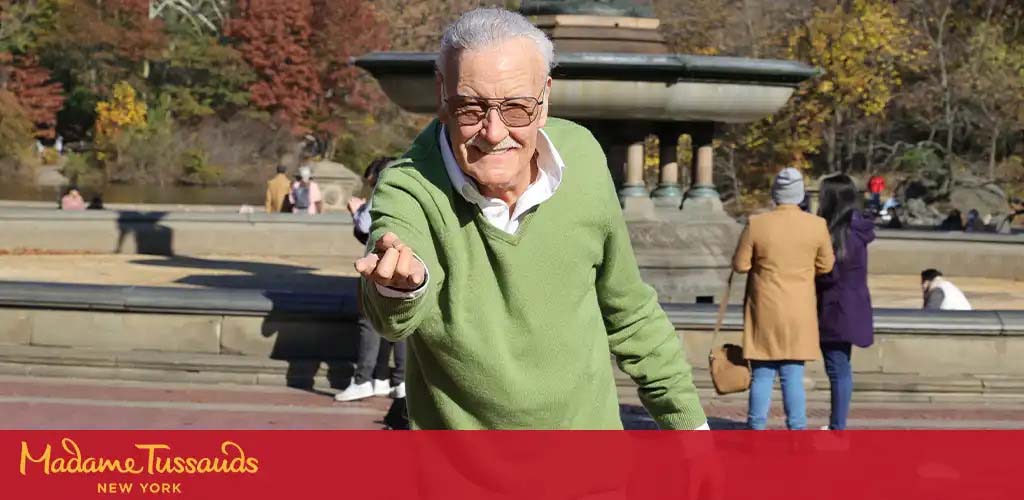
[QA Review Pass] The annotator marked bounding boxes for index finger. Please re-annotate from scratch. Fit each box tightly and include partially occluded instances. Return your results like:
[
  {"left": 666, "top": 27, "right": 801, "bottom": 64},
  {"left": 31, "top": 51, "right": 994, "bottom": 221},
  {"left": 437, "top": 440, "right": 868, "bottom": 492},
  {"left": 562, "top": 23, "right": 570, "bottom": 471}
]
[{"left": 375, "top": 232, "right": 406, "bottom": 253}]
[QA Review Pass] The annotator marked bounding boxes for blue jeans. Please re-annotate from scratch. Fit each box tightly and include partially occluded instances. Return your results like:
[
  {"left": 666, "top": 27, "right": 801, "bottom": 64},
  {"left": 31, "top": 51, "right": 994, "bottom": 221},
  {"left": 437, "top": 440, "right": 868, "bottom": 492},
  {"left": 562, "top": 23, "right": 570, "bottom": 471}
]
[
  {"left": 747, "top": 361, "right": 806, "bottom": 430},
  {"left": 821, "top": 342, "right": 853, "bottom": 430}
]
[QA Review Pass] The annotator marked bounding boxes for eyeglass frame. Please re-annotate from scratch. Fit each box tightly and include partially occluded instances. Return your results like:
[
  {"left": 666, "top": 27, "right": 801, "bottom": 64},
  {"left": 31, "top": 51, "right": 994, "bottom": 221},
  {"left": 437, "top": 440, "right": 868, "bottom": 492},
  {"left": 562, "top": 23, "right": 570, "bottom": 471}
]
[{"left": 439, "top": 75, "right": 548, "bottom": 128}]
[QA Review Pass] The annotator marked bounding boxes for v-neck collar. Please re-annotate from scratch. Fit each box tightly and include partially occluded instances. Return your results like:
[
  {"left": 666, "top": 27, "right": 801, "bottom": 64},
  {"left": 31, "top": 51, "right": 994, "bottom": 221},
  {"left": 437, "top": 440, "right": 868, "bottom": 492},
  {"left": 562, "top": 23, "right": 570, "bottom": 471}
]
[{"left": 438, "top": 124, "right": 565, "bottom": 235}]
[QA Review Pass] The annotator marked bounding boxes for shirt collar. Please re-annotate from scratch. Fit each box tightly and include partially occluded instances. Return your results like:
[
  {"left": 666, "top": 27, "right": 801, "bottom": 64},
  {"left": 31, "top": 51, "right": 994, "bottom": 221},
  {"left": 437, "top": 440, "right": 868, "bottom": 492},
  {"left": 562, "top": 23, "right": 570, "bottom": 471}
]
[{"left": 438, "top": 124, "right": 564, "bottom": 206}]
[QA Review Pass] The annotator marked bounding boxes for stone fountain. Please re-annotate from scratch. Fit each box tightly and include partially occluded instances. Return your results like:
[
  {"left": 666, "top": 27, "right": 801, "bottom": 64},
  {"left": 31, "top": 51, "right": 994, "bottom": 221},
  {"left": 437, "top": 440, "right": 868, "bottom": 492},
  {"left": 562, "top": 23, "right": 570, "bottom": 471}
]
[{"left": 355, "top": 0, "right": 816, "bottom": 303}]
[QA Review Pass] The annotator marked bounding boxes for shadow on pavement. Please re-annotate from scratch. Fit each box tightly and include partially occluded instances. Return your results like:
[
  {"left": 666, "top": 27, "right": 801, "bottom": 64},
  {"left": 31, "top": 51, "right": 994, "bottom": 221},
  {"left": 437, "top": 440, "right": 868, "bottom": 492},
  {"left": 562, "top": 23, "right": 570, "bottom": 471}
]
[
  {"left": 131, "top": 254, "right": 360, "bottom": 393},
  {"left": 116, "top": 211, "right": 173, "bottom": 256},
  {"left": 129, "top": 255, "right": 347, "bottom": 293}
]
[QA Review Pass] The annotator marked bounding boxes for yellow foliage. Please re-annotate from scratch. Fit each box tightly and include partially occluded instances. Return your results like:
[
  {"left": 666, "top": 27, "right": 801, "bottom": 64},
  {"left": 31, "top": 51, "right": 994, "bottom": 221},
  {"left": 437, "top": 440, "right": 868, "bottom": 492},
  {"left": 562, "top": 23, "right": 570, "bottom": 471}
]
[
  {"left": 94, "top": 82, "right": 148, "bottom": 162},
  {"left": 95, "top": 82, "right": 147, "bottom": 138},
  {"left": 791, "top": 0, "right": 919, "bottom": 117},
  {"left": 744, "top": 0, "right": 920, "bottom": 170}
]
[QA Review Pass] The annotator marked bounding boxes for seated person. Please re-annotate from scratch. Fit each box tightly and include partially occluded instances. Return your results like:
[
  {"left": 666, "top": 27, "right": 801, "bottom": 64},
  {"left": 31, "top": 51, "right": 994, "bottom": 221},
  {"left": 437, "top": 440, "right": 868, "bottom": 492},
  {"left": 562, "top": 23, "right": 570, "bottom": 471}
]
[
  {"left": 938, "top": 209, "right": 963, "bottom": 231},
  {"left": 921, "top": 269, "right": 972, "bottom": 311},
  {"left": 60, "top": 188, "right": 86, "bottom": 211}
]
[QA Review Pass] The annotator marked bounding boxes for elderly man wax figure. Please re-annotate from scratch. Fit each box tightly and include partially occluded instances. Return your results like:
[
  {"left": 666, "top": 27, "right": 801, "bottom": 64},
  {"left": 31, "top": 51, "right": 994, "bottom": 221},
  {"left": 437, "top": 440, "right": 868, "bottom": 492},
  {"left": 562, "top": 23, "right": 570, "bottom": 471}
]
[{"left": 355, "top": 8, "right": 708, "bottom": 430}]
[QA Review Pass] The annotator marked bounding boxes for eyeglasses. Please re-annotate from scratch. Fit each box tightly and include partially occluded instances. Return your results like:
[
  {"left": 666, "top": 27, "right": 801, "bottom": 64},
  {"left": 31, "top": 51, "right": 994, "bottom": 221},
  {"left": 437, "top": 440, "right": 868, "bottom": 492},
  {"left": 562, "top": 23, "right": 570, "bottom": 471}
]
[{"left": 441, "top": 77, "right": 546, "bottom": 128}]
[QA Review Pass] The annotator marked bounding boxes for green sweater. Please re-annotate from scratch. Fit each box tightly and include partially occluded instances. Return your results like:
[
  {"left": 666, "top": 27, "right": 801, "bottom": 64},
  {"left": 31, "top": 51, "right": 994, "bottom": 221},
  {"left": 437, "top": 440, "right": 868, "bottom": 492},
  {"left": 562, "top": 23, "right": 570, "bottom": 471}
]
[{"left": 362, "top": 118, "right": 706, "bottom": 430}]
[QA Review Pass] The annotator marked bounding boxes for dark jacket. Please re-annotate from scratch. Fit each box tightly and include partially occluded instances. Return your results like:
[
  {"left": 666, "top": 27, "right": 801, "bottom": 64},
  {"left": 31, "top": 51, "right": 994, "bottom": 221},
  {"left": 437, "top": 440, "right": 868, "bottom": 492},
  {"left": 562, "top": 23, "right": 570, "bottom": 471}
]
[{"left": 816, "top": 211, "right": 875, "bottom": 347}]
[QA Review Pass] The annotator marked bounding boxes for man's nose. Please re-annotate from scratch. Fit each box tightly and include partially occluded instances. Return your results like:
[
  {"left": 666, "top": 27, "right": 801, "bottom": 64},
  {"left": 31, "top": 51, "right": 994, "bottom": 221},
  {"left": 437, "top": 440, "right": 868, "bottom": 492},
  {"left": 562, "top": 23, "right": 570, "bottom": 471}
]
[{"left": 479, "top": 107, "right": 509, "bottom": 145}]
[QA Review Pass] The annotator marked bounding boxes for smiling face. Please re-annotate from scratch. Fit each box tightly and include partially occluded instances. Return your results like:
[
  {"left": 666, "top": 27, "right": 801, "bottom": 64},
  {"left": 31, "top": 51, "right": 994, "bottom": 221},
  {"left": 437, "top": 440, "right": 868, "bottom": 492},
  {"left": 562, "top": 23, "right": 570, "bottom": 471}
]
[{"left": 437, "top": 38, "right": 551, "bottom": 200}]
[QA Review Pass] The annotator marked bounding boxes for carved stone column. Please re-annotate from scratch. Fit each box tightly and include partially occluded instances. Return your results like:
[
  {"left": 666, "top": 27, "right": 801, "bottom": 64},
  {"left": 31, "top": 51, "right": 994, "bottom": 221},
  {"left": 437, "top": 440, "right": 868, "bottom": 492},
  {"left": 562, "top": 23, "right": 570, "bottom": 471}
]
[
  {"left": 651, "top": 131, "right": 682, "bottom": 207},
  {"left": 682, "top": 122, "right": 723, "bottom": 213},
  {"left": 618, "top": 139, "right": 655, "bottom": 219},
  {"left": 618, "top": 140, "right": 648, "bottom": 199}
]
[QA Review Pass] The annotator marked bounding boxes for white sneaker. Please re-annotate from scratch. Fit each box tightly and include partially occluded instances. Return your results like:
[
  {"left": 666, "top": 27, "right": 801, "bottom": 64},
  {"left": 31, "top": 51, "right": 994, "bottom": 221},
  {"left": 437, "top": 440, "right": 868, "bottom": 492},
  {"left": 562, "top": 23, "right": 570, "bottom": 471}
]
[
  {"left": 334, "top": 381, "right": 373, "bottom": 402},
  {"left": 820, "top": 425, "right": 831, "bottom": 430},
  {"left": 390, "top": 382, "right": 406, "bottom": 399},
  {"left": 373, "top": 379, "right": 391, "bottom": 397}
]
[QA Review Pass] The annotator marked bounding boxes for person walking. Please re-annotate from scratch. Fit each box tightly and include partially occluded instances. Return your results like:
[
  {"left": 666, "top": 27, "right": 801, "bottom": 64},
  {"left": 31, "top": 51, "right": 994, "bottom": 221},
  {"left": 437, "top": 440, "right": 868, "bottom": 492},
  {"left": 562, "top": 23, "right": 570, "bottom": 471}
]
[
  {"left": 732, "top": 167, "right": 835, "bottom": 430},
  {"left": 816, "top": 174, "right": 876, "bottom": 430},
  {"left": 265, "top": 165, "right": 292, "bottom": 213},
  {"left": 336, "top": 157, "right": 408, "bottom": 403},
  {"left": 289, "top": 165, "right": 323, "bottom": 215}
]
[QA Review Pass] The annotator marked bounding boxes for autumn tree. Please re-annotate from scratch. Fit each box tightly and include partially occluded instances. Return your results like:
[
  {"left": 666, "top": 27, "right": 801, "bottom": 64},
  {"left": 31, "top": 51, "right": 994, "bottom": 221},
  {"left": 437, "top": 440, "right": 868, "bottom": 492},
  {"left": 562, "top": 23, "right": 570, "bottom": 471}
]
[
  {"left": 92, "top": 80, "right": 147, "bottom": 178},
  {"left": 5, "top": 56, "right": 63, "bottom": 138},
  {"left": 655, "top": 0, "right": 737, "bottom": 55},
  {"left": 25, "top": 0, "right": 166, "bottom": 141},
  {"left": 230, "top": 0, "right": 390, "bottom": 143},
  {"left": 376, "top": 0, "right": 506, "bottom": 52},
  {"left": 1, "top": 1, "right": 64, "bottom": 139},
  {"left": 309, "top": 0, "right": 389, "bottom": 135},
  {"left": 228, "top": 0, "right": 320, "bottom": 133},
  {"left": 746, "top": 0, "right": 920, "bottom": 172}
]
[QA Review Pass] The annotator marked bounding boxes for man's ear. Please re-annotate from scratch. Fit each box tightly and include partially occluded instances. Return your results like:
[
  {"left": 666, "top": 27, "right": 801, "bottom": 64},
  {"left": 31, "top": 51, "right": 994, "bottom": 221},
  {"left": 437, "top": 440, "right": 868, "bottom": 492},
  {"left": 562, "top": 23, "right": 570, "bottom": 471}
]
[
  {"left": 536, "top": 76, "right": 552, "bottom": 128},
  {"left": 435, "top": 71, "right": 444, "bottom": 116}
]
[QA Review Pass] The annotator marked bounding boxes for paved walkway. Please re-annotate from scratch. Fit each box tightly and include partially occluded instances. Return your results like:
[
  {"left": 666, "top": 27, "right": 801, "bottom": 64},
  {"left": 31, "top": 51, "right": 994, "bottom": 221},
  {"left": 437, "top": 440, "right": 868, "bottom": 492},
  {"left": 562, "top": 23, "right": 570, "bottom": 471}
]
[
  {"left": 3, "top": 375, "right": 1022, "bottom": 430},
  {"left": 0, "top": 254, "right": 1021, "bottom": 309}
]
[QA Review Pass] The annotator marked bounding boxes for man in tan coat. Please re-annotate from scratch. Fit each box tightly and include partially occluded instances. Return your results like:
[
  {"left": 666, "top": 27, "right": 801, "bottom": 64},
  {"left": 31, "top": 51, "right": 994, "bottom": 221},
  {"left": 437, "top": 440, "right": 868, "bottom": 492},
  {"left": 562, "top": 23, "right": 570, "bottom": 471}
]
[
  {"left": 265, "top": 165, "right": 291, "bottom": 213},
  {"left": 732, "top": 167, "right": 835, "bottom": 430}
]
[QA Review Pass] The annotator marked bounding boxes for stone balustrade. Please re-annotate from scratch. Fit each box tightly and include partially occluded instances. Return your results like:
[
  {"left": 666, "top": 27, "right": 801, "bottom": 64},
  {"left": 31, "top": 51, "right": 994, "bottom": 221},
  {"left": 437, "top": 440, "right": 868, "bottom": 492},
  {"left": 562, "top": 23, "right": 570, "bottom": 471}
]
[{"left": 1, "top": 281, "right": 1022, "bottom": 384}]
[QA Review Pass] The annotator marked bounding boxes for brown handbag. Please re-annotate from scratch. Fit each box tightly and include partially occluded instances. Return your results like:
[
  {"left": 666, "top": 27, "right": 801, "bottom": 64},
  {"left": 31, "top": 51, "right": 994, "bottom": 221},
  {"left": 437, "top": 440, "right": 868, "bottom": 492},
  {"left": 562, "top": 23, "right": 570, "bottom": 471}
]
[{"left": 708, "top": 272, "right": 751, "bottom": 395}]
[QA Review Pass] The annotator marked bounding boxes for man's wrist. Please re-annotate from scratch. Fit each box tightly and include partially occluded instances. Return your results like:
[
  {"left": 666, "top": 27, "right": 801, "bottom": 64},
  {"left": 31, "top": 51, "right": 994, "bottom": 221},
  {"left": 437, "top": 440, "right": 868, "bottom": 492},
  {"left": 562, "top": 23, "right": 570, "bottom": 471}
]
[{"left": 371, "top": 254, "right": 429, "bottom": 299}]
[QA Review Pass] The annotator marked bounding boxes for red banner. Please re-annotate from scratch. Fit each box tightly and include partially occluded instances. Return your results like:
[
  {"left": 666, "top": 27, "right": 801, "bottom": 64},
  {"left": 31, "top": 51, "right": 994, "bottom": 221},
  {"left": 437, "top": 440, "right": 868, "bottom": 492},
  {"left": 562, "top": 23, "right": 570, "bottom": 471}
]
[{"left": 3, "top": 431, "right": 1021, "bottom": 499}]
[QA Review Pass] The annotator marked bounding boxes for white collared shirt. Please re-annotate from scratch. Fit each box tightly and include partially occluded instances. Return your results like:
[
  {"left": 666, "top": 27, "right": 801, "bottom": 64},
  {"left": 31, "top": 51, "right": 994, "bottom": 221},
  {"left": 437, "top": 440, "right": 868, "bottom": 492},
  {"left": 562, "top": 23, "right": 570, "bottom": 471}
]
[
  {"left": 438, "top": 124, "right": 565, "bottom": 234},
  {"left": 375, "top": 125, "right": 564, "bottom": 299}
]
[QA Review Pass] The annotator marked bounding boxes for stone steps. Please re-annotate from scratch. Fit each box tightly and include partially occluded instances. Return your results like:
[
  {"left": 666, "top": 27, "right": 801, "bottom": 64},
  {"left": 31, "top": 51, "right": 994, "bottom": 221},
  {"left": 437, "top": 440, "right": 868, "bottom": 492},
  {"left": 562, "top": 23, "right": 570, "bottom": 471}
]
[{"left": 2, "top": 345, "right": 1023, "bottom": 406}]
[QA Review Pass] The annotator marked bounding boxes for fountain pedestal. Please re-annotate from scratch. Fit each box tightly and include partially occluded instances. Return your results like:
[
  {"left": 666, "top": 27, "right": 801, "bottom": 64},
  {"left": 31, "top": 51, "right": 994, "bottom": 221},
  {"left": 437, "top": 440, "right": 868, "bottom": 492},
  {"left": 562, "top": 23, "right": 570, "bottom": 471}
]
[
  {"left": 642, "top": 123, "right": 745, "bottom": 303},
  {"left": 309, "top": 160, "right": 361, "bottom": 213}
]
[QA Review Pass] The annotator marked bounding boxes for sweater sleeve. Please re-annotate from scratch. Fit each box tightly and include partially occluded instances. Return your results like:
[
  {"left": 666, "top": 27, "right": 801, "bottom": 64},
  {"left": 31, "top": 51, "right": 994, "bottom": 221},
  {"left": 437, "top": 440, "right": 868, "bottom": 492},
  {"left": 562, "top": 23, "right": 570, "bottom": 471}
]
[
  {"left": 595, "top": 180, "right": 707, "bottom": 430},
  {"left": 360, "top": 168, "right": 440, "bottom": 342},
  {"left": 731, "top": 223, "right": 754, "bottom": 273},
  {"left": 924, "top": 288, "right": 945, "bottom": 310},
  {"left": 352, "top": 201, "right": 372, "bottom": 243}
]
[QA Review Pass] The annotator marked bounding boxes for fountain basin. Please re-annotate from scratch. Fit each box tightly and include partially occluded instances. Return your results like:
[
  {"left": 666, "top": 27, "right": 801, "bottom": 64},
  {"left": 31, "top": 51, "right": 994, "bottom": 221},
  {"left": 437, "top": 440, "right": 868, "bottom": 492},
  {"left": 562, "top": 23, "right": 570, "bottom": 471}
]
[{"left": 355, "top": 51, "right": 817, "bottom": 123}]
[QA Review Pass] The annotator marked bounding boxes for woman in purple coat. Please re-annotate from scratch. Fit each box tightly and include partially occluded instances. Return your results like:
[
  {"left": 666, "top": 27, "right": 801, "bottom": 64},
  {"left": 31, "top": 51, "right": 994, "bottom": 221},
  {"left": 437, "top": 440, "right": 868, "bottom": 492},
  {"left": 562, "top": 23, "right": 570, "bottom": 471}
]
[{"left": 816, "top": 174, "right": 875, "bottom": 430}]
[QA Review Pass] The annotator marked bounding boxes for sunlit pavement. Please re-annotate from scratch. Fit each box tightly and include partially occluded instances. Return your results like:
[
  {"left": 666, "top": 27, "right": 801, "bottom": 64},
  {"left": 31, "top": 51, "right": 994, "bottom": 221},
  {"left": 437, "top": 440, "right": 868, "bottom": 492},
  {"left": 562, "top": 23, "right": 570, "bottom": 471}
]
[{"left": 2, "top": 375, "right": 1022, "bottom": 431}]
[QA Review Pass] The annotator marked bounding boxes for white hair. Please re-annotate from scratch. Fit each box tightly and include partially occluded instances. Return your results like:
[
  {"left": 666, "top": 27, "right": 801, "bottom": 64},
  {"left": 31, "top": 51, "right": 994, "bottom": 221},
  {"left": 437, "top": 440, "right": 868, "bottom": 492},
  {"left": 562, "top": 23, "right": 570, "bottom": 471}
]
[{"left": 437, "top": 8, "right": 555, "bottom": 76}]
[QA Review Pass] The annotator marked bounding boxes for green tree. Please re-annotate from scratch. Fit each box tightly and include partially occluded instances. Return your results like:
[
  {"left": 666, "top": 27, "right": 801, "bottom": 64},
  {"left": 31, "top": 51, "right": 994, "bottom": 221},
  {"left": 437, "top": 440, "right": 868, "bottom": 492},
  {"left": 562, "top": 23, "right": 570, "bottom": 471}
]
[
  {"left": 0, "top": 88, "right": 32, "bottom": 159},
  {"left": 955, "top": 22, "right": 1024, "bottom": 179},
  {"left": 152, "top": 33, "right": 254, "bottom": 121}
]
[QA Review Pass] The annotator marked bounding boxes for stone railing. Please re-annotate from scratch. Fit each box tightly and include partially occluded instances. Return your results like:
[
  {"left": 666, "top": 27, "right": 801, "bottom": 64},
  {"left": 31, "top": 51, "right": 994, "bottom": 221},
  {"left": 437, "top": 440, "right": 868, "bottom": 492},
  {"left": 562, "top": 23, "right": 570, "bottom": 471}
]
[
  {"left": 0, "top": 208, "right": 364, "bottom": 257},
  {"left": 1, "top": 207, "right": 1020, "bottom": 278},
  {"left": 0, "top": 281, "right": 1021, "bottom": 382}
]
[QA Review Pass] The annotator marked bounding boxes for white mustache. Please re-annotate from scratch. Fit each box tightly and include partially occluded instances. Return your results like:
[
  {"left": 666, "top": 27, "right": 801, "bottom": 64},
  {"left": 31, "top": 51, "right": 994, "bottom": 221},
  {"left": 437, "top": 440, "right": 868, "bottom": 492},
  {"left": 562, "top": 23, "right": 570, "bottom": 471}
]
[{"left": 469, "top": 135, "right": 522, "bottom": 154}]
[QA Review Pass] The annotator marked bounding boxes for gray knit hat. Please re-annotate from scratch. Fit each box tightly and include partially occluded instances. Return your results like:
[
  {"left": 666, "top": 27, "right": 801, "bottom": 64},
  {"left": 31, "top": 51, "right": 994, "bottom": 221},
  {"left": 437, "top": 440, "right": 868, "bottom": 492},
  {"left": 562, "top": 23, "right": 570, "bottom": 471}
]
[{"left": 772, "top": 167, "right": 805, "bottom": 205}]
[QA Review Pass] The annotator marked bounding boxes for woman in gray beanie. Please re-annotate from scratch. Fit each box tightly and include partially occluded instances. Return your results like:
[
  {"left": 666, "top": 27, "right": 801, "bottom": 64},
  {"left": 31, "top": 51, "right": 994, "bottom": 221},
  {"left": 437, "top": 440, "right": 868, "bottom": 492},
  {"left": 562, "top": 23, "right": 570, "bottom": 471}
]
[{"left": 732, "top": 167, "right": 835, "bottom": 430}]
